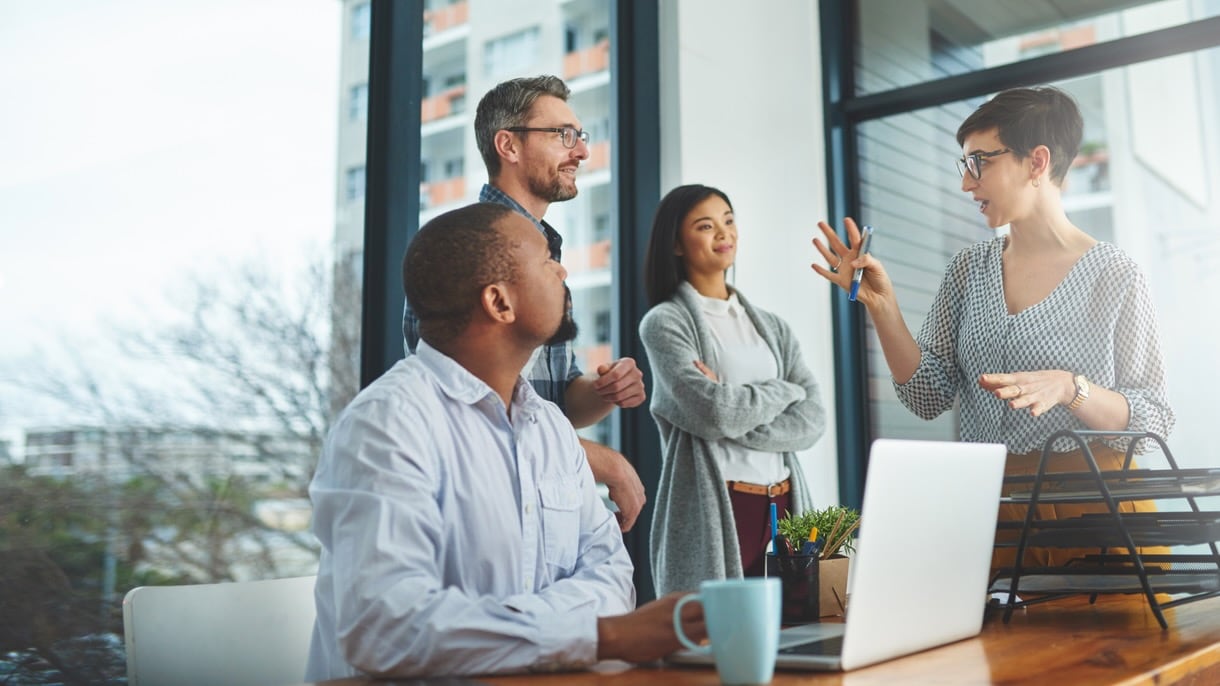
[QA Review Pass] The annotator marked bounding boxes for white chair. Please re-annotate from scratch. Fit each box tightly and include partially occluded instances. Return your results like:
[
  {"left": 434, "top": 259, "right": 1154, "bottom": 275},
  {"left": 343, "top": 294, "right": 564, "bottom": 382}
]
[{"left": 122, "top": 575, "right": 317, "bottom": 686}]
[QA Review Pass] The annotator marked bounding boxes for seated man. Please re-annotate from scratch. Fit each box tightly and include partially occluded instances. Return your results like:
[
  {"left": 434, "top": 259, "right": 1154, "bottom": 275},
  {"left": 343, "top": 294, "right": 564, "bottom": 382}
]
[{"left": 305, "top": 202, "right": 703, "bottom": 680}]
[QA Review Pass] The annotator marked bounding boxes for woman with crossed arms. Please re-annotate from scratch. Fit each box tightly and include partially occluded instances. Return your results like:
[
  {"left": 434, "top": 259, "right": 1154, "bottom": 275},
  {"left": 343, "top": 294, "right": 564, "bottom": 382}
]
[{"left": 642, "top": 184, "right": 826, "bottom": 595}]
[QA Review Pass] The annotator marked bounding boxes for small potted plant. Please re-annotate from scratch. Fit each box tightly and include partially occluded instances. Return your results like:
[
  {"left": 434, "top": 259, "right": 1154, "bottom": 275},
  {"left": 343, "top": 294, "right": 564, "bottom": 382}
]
[
  {"left": 777, "top": 505, "right": 860, "bottom": 559},
  {"left": 775, "top": 505, "right": 860, "bottom": 616}
]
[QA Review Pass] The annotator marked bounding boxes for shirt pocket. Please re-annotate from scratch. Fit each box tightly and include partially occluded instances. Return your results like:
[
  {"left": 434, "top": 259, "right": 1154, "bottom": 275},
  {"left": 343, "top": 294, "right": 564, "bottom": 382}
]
[{"left": 538, "top": 477, "right": 581, "bottom": 572}]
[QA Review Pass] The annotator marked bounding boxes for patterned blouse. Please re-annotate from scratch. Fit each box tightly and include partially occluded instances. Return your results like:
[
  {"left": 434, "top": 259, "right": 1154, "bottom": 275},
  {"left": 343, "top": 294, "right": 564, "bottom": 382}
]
[{"left": 894, "top": 237, "right": 1174, "bottom": 454}]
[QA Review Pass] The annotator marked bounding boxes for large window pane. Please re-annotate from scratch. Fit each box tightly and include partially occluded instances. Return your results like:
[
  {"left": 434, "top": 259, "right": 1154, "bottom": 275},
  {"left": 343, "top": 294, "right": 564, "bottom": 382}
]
[
  {"left": 858, "top": 45, "right": 1220, "bottom": 479},
  {"left": 409, "top": 0, "right": 618, "bottom": 448},
  {"left": 856, "top": 0, "right": 1220, "bottom": 95},
  {"left": 0, "top": 1, "right": 355, "bottom": 680}
]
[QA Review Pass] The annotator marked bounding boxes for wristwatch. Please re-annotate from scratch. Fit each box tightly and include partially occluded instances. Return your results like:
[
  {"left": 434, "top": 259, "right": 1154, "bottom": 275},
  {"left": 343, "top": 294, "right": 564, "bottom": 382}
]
[{"left": 1067, "top": 374, "right": 1091, "bottom": 410}]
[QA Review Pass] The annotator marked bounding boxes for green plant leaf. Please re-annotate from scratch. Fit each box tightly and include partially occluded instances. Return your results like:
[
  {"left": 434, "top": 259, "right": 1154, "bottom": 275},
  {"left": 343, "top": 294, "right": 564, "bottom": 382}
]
[{"left": 776, "top": 505, "right": 861, "bottom": 557}]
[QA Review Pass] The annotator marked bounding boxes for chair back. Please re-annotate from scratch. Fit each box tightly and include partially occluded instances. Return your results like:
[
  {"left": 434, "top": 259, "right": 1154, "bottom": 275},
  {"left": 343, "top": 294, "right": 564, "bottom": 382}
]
[{"left": 122, "top": 575, "right": 317, "bottom": 686}]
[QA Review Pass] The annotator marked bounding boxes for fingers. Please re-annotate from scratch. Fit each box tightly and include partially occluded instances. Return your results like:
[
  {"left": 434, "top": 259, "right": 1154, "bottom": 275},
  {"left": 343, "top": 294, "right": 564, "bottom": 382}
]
[
  {"left": 813, "top": 218, "right": 868, "bottom": 286},
  {"left": 594, "top": 358, "right": 646, "bottom": 408},
  {"left": 600, "top": 593, "right": 706, "bottom": 663},
  {"left": 693, "top": 359, "right": 718, "bottom": 382},
  {"left": 815, "top": 217, "right": 861, "bottom": 255},
  {"left": 585, "top": 440, "right": 647, "bottom": 532},
  {"left": 608, "top": 471, "right": 646, "bottom": 532},
  {"left": 977, "top": 372, "right": 1053, "bottom": 417}
]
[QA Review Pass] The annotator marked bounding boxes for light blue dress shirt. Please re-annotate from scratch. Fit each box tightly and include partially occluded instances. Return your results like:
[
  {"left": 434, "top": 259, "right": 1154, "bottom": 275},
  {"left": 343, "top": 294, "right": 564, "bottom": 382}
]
[{"left": 305, "top": 342, "right": 635, "bottom": 680}]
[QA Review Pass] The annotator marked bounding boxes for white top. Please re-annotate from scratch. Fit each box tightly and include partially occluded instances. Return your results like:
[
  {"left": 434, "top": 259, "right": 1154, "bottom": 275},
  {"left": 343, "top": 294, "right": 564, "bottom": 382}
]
[
  {"left": 305, "top": 342, "right": 635, "bottom": 680},
  {"left": 695, "top": 290, "right": 790, "bottom": 484}
]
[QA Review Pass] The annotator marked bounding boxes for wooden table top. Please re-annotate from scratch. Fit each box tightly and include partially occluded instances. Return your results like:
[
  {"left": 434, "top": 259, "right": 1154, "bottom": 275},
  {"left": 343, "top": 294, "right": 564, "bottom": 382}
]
[{"left": 311, "top": 593, "right": 1220, "bottom": 685}]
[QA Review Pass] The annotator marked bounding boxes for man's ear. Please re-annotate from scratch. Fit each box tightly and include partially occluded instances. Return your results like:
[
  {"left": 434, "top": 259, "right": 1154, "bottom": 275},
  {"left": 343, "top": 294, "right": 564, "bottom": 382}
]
[
  {"left": 481, "top": 283, "right": 516, "bottom": 324},
  {"left": 494, "top": 130, "right": 520, "bottom": 167}
]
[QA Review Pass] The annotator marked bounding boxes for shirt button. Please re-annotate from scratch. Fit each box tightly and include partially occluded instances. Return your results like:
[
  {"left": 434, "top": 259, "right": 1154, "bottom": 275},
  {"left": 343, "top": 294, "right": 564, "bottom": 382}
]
[{"left": 524, "top": 504, "right": 533, "bottom": 515}]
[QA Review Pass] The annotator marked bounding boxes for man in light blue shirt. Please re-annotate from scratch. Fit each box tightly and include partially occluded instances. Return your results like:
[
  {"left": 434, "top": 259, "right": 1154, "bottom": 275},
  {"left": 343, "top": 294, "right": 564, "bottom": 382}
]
[{"left": 306, "top": 203, "right": 703, "bottom": 680}]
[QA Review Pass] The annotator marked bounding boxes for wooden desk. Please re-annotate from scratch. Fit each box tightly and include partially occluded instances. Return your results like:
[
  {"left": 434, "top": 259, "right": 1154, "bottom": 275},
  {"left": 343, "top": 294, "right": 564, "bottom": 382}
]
[{"left": 311, "top": 594, "right": 1220, "bottom": 685}]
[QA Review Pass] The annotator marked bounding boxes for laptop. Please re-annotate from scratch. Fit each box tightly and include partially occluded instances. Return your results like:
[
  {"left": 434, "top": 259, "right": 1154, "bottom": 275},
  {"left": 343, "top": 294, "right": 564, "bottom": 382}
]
[{"left": 670, "top": 438, "right": 1006, "bottom": 672}]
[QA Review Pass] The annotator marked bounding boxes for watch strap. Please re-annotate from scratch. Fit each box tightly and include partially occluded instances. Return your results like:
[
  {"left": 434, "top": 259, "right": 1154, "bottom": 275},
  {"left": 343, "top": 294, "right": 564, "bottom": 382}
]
[{"left": 1067, "top": 374, "right": 1090, "bottom": 410}]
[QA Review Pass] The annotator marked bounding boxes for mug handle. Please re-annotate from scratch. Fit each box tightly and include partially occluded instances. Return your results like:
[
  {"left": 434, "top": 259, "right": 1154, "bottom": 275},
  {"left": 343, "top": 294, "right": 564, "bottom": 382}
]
[{"left": 673, "top": 593, "right": 709, "bottom": 653}]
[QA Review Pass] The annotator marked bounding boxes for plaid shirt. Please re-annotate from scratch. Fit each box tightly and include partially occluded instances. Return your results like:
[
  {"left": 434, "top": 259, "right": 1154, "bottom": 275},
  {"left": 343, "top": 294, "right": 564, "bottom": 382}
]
[{"left": 403, "top": 184, "right": 583, "bottom": 410}]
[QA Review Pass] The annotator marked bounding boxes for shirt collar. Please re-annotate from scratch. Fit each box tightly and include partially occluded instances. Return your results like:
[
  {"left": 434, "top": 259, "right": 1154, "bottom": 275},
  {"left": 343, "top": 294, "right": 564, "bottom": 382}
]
[
  {"left": 686, "top": 281, "right": 742, "bottom": 317},
  {"left": 416, "top": 340, "right": 545, "bottom": 416},
  {"left": 479, "top": 183, "right": 563, "bottom": 260}
]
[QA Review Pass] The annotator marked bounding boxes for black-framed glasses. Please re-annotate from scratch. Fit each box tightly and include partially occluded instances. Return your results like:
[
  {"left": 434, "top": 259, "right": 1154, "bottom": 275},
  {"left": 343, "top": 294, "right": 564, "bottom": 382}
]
[
  {"left": 956, "top": 148, "right": 1011, "bottom": 180},
  {"left": 503, "top": 126, "right": 590, "bottom": 149}
]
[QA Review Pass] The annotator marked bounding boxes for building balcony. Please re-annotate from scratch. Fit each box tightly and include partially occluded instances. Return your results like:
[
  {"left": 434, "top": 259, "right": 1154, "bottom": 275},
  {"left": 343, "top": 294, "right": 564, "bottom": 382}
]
[
  {"left": 1018, "top": 24, "right": 1095, "bottom": 54},
  {"left": 424, "top": 1, "right": 469, "bottom": 36},
  {"left": 420, "top": 176, "right": 466, "bottom": 210},
  {"left": 562, "top": 239, "right": 611, "bottom": 274},
  {"left": 577, "top": 343, "right": 613, "bottom": 372},
  {"left": 563, "top": 39, "right": 610, "bottom": 80},
  {"left": 581, "top": 141, "right": 610, "bottom": 173},
  {"left": 421, "top": 84, "right": 468, "bottom": 123}
]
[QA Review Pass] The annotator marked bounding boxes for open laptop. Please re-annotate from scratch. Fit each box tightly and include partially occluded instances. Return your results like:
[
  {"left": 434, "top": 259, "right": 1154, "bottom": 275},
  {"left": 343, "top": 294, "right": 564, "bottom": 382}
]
[{"left": 670, "top": 438, "right": 1006, "bottom": 672}]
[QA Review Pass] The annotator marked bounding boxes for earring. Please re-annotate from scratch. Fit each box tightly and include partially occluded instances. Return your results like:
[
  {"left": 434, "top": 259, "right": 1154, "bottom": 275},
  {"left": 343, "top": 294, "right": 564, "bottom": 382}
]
[{"left": 1033, "top": 178, "right": 1041, "bottom": 188}]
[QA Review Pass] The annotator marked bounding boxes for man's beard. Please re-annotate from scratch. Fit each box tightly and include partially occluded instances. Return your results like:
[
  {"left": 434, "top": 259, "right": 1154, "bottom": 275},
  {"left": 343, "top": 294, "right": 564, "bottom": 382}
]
[
  {"left": 528, "top": 168, "right": 578, "bottom": 203},
  {"left": 545, "top": 286, "right": 579, "bottom": 346}
]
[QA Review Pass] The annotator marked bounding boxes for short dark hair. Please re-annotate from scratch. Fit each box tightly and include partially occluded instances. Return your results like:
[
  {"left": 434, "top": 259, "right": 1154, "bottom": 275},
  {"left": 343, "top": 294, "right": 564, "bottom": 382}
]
[
  {"left": 956, "top": 86, "right": 1083, "bottom": 185},
  {"left": 403, "top": 203, "right": 519, "bottom": 346},
  {"left": 474, "top": 75, "right": 571, "bottom": 178},
  {"left": 643, "top": 184, "right": 734, "bottom": 307}
]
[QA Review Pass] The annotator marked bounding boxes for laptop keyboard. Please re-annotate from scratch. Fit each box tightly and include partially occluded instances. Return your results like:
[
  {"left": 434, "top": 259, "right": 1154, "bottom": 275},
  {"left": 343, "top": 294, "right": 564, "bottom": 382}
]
[{"left": 778, "top": 635, "right": 844, "bottom": 657}]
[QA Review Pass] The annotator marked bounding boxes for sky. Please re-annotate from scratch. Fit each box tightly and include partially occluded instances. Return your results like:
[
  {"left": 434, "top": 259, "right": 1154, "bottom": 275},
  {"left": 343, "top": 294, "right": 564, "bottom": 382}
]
[
  {"left": 0, "top": 1, "right": 342, "bottom": 433},
  {"left": 0, "top": 0, "right": 341, "bottom": 357}
]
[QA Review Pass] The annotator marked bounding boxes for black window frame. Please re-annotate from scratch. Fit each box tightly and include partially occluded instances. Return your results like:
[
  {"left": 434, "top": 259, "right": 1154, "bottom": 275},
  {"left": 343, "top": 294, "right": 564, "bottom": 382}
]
[
  {"left": 360, "top": 0, "right": 663, "bottom": 601},
  {"left": 820, "top": 1, "right": 1220, "bottom": 508}
]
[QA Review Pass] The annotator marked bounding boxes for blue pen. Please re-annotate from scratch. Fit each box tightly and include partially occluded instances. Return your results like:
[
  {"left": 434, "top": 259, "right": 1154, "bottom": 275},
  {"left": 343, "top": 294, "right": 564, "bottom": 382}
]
[
  {"left": 848, "top": 225, "right": 874, "bottom": 302},
  {"left": 770, "top": 503, "right": 779, "bottom": 555}
]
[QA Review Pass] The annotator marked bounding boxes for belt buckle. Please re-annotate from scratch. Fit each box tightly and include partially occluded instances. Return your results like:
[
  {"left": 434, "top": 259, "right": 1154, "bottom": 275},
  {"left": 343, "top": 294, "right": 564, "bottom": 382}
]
[{"left": 767, "top": 482, "right": 781, "bottom": 498}]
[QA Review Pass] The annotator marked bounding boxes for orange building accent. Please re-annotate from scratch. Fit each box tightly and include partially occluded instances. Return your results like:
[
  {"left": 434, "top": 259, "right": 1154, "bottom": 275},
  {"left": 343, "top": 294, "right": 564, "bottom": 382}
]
[
  {"left": 579, "top": 343, "right": 613, "bottom": 372},
  {"left": 561, "top": 239, "right": 611, "bottom": 274},
  {"left": 423, "top": 1, "right": 469, "bottom": 35},
  {"left": 421, "top": 84, "right": 468, "bottom": 123},
  {"left": 421, "top": 176, "right": 465, "bottom": 209},
  {"left": 582, "top": 141, "right": 610, "bottom": 172},
  {"left": 563, "top": 39, "right": 610, "bottom": 80}
]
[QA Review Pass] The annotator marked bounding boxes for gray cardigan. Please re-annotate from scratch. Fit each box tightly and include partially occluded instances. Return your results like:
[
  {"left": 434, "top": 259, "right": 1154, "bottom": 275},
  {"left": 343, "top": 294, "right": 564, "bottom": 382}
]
[{"left": 640, "top": 282, "right": 826, "bottom": 595}]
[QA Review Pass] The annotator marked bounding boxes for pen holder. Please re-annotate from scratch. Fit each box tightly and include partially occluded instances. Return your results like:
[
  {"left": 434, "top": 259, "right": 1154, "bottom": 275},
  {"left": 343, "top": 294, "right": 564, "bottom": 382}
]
[{"left": 765, "top": 553, "right": 820, "bottom": 624}]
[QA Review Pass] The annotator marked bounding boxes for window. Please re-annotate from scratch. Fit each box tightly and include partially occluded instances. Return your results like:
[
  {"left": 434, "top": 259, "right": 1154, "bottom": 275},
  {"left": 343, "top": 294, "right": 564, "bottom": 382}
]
[
  {"left": 349, "top": 82, "right": 368, "bottom": 122},
  {"left": 483, "top": 27, "right": 540, "bottom": 77},
  {"left": 834, "top": 1, "right": 1220, "bottom": 500},
  {"left": 351, "top": 2, "right": 371, "bottom": 40},
  {"left": 0, "top": 3, "right": 358, "bottom": 681},
  {"left": 854, "top": 0, "right": 1220, "bottom": 95},
  {"left": 419, "top": 4, "right": 621, "bottom": 453},
  {"left": 346, "top": 165, "right": 366, "bottom": 202}
]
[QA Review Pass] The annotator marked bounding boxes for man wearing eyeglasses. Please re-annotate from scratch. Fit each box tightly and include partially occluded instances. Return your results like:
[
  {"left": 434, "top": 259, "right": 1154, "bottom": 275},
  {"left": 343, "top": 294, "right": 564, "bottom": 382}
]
[{"left": 404, "top": 75, "right": 648, "bottom": 533}]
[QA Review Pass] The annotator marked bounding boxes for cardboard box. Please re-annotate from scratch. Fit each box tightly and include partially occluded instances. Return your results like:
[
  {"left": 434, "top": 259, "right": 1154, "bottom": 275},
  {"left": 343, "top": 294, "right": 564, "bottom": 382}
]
[{"left": 819, "top": 555, "right": 850, "bottom": 617}]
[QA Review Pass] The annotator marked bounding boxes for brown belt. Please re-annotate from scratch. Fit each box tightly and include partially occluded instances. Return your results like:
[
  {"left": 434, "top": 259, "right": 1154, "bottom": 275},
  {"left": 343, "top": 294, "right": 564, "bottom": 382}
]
[{"left": 728, "top": 479, "right": 790, "bottom": 498}]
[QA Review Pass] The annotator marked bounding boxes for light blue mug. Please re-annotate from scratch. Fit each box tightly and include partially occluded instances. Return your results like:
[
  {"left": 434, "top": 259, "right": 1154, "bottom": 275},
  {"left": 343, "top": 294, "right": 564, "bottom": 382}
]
[{"left": 673, "top": 577, "right": 781, "bottom": 685}]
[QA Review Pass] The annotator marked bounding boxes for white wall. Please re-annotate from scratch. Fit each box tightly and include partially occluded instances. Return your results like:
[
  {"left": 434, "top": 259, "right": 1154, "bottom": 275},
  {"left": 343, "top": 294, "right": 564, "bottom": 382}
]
[{"left": 658, "top": 0, "right": 839, "bottom": 507}]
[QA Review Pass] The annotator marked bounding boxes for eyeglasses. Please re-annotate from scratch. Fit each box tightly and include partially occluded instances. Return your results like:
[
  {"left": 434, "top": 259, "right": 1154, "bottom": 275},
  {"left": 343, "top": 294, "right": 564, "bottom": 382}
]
[
  {"left": 956, "top": 148, "right": 1011, "bottom": 180},
  {"left": 503, "top": 126, "right": 590, "bottom": 149}
]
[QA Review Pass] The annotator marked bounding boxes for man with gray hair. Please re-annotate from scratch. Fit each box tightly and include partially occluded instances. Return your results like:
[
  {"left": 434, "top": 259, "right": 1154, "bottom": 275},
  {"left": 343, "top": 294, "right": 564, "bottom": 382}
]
[{"left": 404, "top": 75, "right": 647, "bottom": 531}]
